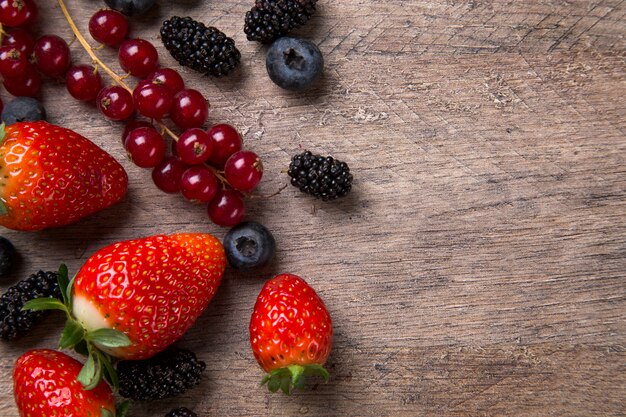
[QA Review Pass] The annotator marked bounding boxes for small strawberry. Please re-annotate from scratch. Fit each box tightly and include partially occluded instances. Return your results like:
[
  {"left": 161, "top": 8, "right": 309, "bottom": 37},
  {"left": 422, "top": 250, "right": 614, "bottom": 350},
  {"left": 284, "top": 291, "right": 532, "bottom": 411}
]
[
  {"left": 250, "top": 273, "right": 333, "bottom": 394},
  {"left": 0, "top": 121, "right": 128, "bottom": 231},
  {"left": 13, "top": 349, "right": 118, "bottom": 417},
  {"left": 24, "top": 233, "right": 226, "bottom": 389}
]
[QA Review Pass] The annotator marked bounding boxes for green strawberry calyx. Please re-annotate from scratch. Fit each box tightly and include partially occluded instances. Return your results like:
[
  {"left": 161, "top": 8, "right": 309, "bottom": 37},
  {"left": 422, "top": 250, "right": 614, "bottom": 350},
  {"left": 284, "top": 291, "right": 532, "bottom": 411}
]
[
  {"left": 261, "top": 363, "right": 330, "bottom": 395},
  {"left": 22, "top": 264, "right": 131, "bottom": 393}
]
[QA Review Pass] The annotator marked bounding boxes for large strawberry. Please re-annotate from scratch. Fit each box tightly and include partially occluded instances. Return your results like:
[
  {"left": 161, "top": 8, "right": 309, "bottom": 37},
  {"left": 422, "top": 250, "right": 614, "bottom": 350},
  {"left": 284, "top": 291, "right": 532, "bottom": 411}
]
[
  {"left": 0, "top": 121, "right": 127, "bottom": 231},
  {"left": 250, "top": 273, "right": 333, "bottom": 394},
  {"left": 25, "top": 233, "right": 226, "bottom": 388},
  {"left": 14, "top": 349, "right": 118, "bottom": 417}
]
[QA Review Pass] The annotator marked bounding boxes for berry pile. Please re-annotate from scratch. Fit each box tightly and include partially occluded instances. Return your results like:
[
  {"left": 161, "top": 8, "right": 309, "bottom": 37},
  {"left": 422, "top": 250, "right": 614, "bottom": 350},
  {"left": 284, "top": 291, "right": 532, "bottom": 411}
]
[
  {"left": 57, "top": 6, "right": 264, "bottom": 227},
  {"left": 0, "top": 1, "right": 71, "bottom": 97}
]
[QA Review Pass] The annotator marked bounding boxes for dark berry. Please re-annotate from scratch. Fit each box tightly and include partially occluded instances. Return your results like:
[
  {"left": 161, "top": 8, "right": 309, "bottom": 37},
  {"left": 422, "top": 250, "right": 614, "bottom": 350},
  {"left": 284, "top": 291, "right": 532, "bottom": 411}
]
[
  {"left": 207, "top": 124, "right": 242, "bottom": 168},
  {"left": 117, "top": 348, "right": 206, "bottom": 401},
  {"left": 3, "top": 65, "right": 42, "bottom": 97},
  {"left": 104, "top": 0, "right": 156, "bottom": 16},
  {"left": 1, "top": 28, "right": 34, "bottom": 55},
  {"left": 89, "top": 9, "right": 129, "bottom": 46},
  {"left": 32, "top": 35, "right": 71, "bottom": 77},
  {"left": 223, "top": 222, "right": 276, "bottom": 270},
  {"left": 244, "top": 0, "right": 318, "bottom": 43},
  {"left": 152, "top": 156, "right": 188, "bottom": 194},
  {"left": 176, "top": 128, "right": 213, "bottom": 165},
  {"left": 0, "top": 46, "right": 28, "bottom": 78},
  {"left": 133, "top": 81, "right": 174, "bottom": 120},
  {"left": 119, "top": 38, "right": 159, "bottom": 78},
  {"left": 97, "top": 86, "right": 135, "bottom": 120},
  {"left": 1, "top": 96, "right": 45, "bottom": 125},
  {"left": 180, "top": 166, "right": 219, "bottom": 203},
  {"left": 224, "top": 150, "right": 263, "bottom": 193},
  {"left": 166, "top": 408, "right": 198, "bottom": 417},
  {"left": 0, "top": 0, "right": 37, "bottom": 28},
  {"left": 147, "top": 68, "right": 185, "bottom": 94},
  {"left": 266, "top": 37, "right": 323, "bottom": 91},
  {"left": 287, "top": 151, "right": 353, "bottom": 200},
  {"left": 125, "top": 126, "right": 166, "bottom": 168},
  {"left": 122, "top": 119, "right": 154, "bottom": 143},
  {"left": 0, "top": 236, "right": 16, "bottom": 277},
  {"left": 66, "top": 65, "right": 103, "bottom": 101},
  {"left": 160, "top": 16, "right": 240, "bottom": 77},
  {"left": 0, "top": 271, "right": 60, "bottom": 340}
]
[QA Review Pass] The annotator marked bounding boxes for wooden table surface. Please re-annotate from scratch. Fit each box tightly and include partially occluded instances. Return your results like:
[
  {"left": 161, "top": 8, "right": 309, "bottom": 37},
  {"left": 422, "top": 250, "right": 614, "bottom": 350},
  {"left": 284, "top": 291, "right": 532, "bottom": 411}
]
[{"left": 1, "top": 0, "right": 625, "bottom": 416}]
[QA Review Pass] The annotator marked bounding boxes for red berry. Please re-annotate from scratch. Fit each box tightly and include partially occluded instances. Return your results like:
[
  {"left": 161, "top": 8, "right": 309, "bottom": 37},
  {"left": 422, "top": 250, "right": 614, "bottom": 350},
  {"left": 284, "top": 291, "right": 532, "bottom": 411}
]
[
  {"left": 0, "top": 0, "right": 36, "bottom": 27},
  {"left": 97, "top": 86, "right": 134, "bottom": 121},
  {"left": 152, "top": 156, "right": 188, "bottom": 193},
  {"left": 3, "top": 65, "right": 41, "bottom": 97},
  {"left": 133, "top": 82, "right": 173, "bottom": 120},
  {"left": 0, "top": 46, "right": 27, "bottom": 78},
  {"left": 176, "top": 128, "right": 214, "bottom": 165},
  {"left": 207, "top": 189, "right": 245, "bottom": 227},
  {"left": 1, "top": 28, "right": 34, "bottom": 55},
  {"left": 224, "top": 151, "right": 263, "bottom": 193},
  {"left": 66, "top": 65, "right": 103, "bottom": 101},
  {"left": 89, "top": 9, "right": 129, "bottom": 46},
  {"left": 146, "top": 68, "right": 184, "bottom": 94},
  {"left": 122, "top": 119, "right": 154, "bottom": 143},
  {"left": 119, "top": 38, "right": 159, "bottom": 78},
  {"left": 207, "top": 124, "right": 242, "bottom": 167},
  {"left": 32, "top": 35, "right": 71, "bottom": 77},
  {"left": 125, "top": 126, "right": 166, "bottom": 168},
  {"left": 180, "top": 166, "right": 219, "bottom": 203},
  {"left": 170, "top": 89, "right": 208, "bottom": 130}
]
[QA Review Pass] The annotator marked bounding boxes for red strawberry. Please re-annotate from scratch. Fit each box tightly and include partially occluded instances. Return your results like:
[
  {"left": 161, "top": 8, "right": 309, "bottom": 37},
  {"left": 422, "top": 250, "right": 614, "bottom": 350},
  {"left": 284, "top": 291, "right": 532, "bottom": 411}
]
[
  {"left": 23, "top": 233, "right": 226, "bottom": 389},
  {"left": 0, "top": 121, "right": 127, "bottom": 231},
  {"left": 13, "top": 349, "right": 116, "bottom": 417},
  {"left": 250, "top": 273, "right": 333, "bottom": 394}
]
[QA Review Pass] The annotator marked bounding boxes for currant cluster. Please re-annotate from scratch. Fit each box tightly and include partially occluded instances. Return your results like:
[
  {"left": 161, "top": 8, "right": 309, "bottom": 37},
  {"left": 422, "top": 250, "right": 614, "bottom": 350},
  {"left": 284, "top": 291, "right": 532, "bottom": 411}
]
[
  {"left": 64, "top": 7, "right": 264, "bottom": 227},
  {"left": 0, "top": 1, "right": 72, "bottom": 97}
]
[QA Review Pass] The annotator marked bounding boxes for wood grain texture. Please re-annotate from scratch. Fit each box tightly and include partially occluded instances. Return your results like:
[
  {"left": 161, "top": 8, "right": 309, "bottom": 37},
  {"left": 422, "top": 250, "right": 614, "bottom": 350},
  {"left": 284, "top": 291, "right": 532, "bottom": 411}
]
[{"left": 1, "top": 0, "right": 625, "bottom": 416}]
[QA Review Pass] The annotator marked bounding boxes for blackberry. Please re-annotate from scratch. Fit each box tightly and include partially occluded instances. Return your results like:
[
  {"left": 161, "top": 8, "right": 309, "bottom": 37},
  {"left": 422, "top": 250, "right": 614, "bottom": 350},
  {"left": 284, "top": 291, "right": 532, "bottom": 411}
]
[
  {"left": 245, "top": 0, "right": 318, "bottom": 43},
  {"left": 288, "top": 151, "right": 353, "bottom": 201},
  {"left": 117, "top": 348, "right": 206, "bottom": 401},
  {"left": 160, "top": 16, "right": 240, "bottom": 77},
  {"left": 0, "top": 271, "right": 60, "bottom": 340},
  {"left": 166, "top": 408, "right": 198, "bottom": 417}
]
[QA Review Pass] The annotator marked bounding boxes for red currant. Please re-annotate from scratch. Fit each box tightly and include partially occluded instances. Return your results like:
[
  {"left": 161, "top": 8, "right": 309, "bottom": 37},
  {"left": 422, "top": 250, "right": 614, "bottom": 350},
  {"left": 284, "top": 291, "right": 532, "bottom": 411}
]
[
  {"left": 170, "top": 89, "right": 208, "bottom": 130},
  {"left": 207, "top": 189, "right": 245, "bottom": 227},
  {"left": 1, "top": 28, "right": 34, "bottom": 55},
  {"left": 180, "top": 166, "right": 219, "bottom": 203},
  {"left": 89, "top": 9, "right": 129, "bottom": 46},
  {"left": 133, "top": 82, "right": 173, "bottom": 120},
  {"left": 146, "top": 68, "right": 184, "bottom": 94},
  {"left": 175, "top": 128, "right": 214, "bottom": 165},
  {"left": 97, "top": 86, "right": 134, "bottom": 121},
  {"left": 33, "top": 35, "right": 71, "bottom": 77},
  {"left": 3, "top": 65, "right": 41, "bottom": 97},
  {"left": 66, "top": 65, "right": 102, "bottom": 101},
  {"left": 122, "top": 119, "right": 154, "bottom": 143},
  {"left": 0, "top": 0, "right": 36, "bottom": 27},
  {"left": 224, "top": 151, "right": 263, "bottom": 193},
  {"left": 0, "top": 46, "right": 27, "bottom": 78},
  {"left": 125, "top": 126, "right": 166, "bottom": 168},
  {"left": 118, "top": 38, "right": 159, "bottom": 78},
  {"left": 207, "top": 124, "right": 242, "bottom": 167},
  {"left": 152, "top": 156, "right": 188, "bottom": 193}
]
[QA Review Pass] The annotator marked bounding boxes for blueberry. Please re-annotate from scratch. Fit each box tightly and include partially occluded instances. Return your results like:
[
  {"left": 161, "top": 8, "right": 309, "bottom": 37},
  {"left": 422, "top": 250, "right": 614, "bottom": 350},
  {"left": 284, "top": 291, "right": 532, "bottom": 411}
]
[
  {"left": 223, "top": 222, "right": 276, "bottom": 270},
  {"left": 266, "top": 37, "right": 323, "bottom": 91},
  {"left": 0, "top": 236, "right": 16, "bottom": 277},
  {"left": 1, "top": 97, "right": 46, "bottom": 125},
  {"left": 104, "top": 0, "right": 156, "bottom": 16}
]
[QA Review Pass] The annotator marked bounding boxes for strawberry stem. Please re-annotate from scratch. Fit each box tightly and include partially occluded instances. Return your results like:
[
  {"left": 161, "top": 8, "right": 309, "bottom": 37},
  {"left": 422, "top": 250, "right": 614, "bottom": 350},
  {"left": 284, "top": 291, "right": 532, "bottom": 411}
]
[{"left": 261, "top": 363, "right": 330, "bottom": 395}]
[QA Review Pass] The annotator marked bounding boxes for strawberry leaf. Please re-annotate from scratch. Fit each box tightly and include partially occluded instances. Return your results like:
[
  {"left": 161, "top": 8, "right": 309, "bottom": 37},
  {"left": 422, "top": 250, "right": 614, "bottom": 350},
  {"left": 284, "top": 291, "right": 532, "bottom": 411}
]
[
  {"left": 101, "top": 408, "right": 114, "bottom": 417},
  {"left": 78, "top": 353, "right": 97, "bottom": 388},
  {"left": 83, "top": 353, "right": 103, "bottom": 391},
  {"left": 262, "top": 364, "right": 330, "bottom": 395},
  {"left": 59, "top": 319, "right": 85, "bottom": 349},
  {"left": 87, "top": 328, "right": 131, "bottom": 348},
  {"left": 115, "top": 400, "right": 130, "bottom": 417},
  {"left": 98, "top": 350, "right": 119, "bottom": 390},
  {"left": 0, "top": 123, "right": 6, "bottom": 145},
  {"left": 22, "top": 298, "right": 68, "bottom": 313},
  {"left": 0, "top": 201, "right": 7, "bottom": 217},
  {"left": 74, "top": 340, "right": 89, "bottom": 356},
  {"left": 57, "top": 264, "right": 70, "bottom": 306}
]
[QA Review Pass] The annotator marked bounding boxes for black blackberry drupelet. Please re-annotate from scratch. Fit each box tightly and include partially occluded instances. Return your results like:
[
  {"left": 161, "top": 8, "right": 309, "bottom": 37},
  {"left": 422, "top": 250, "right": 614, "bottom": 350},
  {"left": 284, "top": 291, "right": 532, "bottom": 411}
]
[
  {"left": 117, "top": 348, "right": 206, "bottom": 401},
  {"left": 161, "top": 16, "right": 241, "bottom": 77},
  {"left": 165, "top": 408, "right": 198, "bottom": 417},
  {"left": 288, "top": 151, "right": 353, "bottom": 201},
  {"left": 244, "top": 0, "right": 318, "bottom": 43},
  {"left": 0, "top": 271, "right": 60, "bottom": 340}
]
